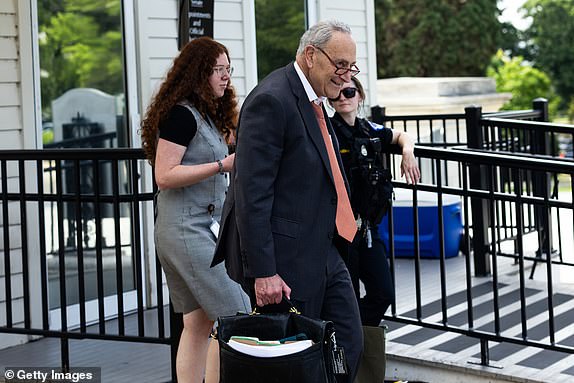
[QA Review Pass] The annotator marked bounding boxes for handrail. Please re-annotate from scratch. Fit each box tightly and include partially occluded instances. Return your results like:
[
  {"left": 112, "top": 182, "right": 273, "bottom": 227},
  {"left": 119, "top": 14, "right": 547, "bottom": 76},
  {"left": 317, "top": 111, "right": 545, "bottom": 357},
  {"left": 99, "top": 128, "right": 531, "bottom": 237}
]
[
  {"left": 0, "top": 148, "right": 145, "bottom": 160},
  {"left": 482, "top": 117, "right": 574, "bottom": 133},
  {"left": 43, "top": 132, "right": 117, "bottom": 148},
  {"left": 416, "top": 145, "right": 574, "bottom": 173},
  {"left": 483, "top": 109, "right": 541, "bottom": 120},
  {"left": 377, "top": 113, "right": 466, "bottom": 121}
]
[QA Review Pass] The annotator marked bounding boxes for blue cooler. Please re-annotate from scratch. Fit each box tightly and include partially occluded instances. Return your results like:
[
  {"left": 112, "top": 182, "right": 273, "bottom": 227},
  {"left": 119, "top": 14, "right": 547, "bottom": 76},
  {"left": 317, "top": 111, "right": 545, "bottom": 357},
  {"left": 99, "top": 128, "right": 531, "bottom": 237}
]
[{"left": 379, "top": 189, "right": 463, "bottom": 258}]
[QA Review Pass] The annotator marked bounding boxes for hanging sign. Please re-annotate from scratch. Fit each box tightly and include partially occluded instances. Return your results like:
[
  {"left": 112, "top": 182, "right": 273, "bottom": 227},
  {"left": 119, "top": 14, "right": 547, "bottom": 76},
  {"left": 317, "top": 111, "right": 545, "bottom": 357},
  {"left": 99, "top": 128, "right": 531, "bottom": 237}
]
[
  {"left": 178, "top": 0, "right": 214, "bottom": 48},
  {"left": 188, "top": 0, "right": 214, "bottom": 38}
]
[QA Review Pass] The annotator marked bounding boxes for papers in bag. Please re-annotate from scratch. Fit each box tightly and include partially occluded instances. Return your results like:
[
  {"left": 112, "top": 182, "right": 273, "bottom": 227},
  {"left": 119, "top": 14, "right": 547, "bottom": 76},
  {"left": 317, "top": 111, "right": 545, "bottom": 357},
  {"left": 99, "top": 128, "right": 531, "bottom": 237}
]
[{"left": 228, "top": 336, "right": 313, "bottom": 358}]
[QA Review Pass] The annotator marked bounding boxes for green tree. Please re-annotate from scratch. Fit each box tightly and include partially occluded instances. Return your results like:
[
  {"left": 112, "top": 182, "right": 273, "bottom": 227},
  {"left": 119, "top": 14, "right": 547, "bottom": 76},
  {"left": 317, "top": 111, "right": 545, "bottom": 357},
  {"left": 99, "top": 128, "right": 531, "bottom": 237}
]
[
  {"left": 38, "top": 0, "right": 123, "bottom": 118},
  {"left": 522, "top": 0, "right": 574, "bottom": 109},
  {"left": 498, "top": 21, "right": 532, "bottom": 61},
  {"left": 375, "top": 0, "right": 501, "bottom": 78},
  {"left": 255, "top": 0, "right": 305, "bottom": 81},
  {"left": 487, "top": 49, "right": 561, "bottom": 117}
]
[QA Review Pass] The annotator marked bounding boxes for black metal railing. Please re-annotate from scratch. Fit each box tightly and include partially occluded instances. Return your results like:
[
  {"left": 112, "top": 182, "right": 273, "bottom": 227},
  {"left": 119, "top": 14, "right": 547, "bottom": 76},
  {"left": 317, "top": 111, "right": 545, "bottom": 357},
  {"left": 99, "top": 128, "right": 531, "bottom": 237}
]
[
  {"left": 370, "top": 102, "right": 546, "bottom": 189},
  {"left": 465, "top": 100, "right": 574, "bottom": 277},
  {"left": 383, "top": 145, "right": 574, "bottom": 365},
  {"left": 1, "top": 105, "right": 573, "bottom": 376},
  {"left": 0, "top": 149, "right": 176, "bottom": 382},
  {"left": 371, "top": 106, "right": 467, "bottom": 148},
  {"left": 373, "top": 100, "right": 572, "bottom": 278},
  {"left": 371, "top": 100, "right": 574, "bottom": 365},
  {"left": 371, "top": 103, "right": 546, "bottom": 150}
]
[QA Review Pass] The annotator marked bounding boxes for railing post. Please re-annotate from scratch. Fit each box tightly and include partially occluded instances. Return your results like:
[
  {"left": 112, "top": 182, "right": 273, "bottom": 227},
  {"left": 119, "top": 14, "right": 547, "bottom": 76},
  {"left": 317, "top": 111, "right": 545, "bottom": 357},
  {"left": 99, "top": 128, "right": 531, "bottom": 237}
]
[
  {"left": 169, "top": 304, "right": 183, "bottom": 382},
  {"left": 61, "top": 336, "right": 70, "bottom": 372},
  {"left": 530, "top": 98, "right": 554, "bottom": 277},
  {"left": 480, "top": 339, "right": 490, "bottom": 366},
  {"left": 465, "top": 105, "right": 491, "bottom": 276},
  {"left": 469, "top": 337, "right": 501, "bottom": 369},
  {"left": 533, "top": 98, "right": 549, "bottom": 122},
  {"left": 370, "top": 105, "right": 386, "bottom": 125}
]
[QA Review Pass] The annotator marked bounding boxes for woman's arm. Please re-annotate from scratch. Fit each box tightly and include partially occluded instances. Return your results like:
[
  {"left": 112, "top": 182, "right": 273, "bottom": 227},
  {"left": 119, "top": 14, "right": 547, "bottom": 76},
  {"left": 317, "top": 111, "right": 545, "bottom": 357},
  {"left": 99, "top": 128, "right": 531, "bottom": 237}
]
[{"left": 154, "top": 138, "right": 234, "bottom": 190}]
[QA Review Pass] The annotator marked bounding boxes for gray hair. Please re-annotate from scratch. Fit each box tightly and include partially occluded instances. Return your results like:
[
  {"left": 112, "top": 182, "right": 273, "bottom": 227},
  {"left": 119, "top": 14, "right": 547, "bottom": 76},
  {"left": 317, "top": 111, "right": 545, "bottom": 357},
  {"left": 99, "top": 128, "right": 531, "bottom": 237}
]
[{"left": 296, "top": 20, "right": 352, "bottom": 56}]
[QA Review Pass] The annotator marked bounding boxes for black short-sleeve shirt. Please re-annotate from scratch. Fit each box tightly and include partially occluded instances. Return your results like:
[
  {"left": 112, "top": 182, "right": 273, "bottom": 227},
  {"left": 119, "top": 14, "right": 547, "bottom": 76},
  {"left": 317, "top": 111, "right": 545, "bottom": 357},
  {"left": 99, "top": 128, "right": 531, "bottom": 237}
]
[{"left": 158, "top": 105, "right": 198, "bottom": 147}]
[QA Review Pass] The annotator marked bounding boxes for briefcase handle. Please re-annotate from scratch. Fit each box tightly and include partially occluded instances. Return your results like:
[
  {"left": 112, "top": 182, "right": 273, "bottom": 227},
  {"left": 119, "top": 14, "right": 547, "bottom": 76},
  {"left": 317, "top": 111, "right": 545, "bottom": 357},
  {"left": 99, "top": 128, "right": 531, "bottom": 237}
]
[
  {"left": 211, "top": 297, "right": 302, "bottom": 341},
  {"left": 252, "top": 296, "right": 301, "bottom": 315}
]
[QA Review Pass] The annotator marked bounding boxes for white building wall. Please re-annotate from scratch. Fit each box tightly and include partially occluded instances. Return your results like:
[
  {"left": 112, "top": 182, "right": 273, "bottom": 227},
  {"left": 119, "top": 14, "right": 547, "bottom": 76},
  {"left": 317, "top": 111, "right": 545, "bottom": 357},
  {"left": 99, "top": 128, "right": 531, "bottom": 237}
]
[
  {"left": 0, "top": 0, "right": 22, "bottom": 149},
  {"left": 316, "top": 0, "right": 378, "bottom": 117},
  {"left": 0, "top": 1, "right": 23, "bottom": 342},
  {"left": 0, "top": 0, "right": 43, "bottom": 350}
]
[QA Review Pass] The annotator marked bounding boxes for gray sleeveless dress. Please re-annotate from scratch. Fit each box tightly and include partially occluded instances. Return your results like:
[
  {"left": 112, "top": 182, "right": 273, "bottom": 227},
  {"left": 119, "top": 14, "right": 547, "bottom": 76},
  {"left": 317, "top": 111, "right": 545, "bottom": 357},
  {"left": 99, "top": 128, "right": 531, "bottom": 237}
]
[{"left": 154, "top": 101, "right": 250, "bottom": 318}]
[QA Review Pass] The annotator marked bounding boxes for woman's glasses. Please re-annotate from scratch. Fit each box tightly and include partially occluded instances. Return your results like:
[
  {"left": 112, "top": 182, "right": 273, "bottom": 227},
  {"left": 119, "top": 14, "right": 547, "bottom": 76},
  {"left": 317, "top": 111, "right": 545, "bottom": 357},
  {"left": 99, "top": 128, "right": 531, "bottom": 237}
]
[
  {"left": 213, "top": 65, "right": 233, "bottom": 77},
  {"left": 329, "top": 87, "right": 357, "bottom": 102}
]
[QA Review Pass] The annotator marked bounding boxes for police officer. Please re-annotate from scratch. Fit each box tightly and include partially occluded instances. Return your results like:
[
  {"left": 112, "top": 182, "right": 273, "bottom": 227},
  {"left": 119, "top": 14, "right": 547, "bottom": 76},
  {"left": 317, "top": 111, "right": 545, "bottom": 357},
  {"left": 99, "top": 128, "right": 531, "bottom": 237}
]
[{"left": 329, "top": 77, "right": 420, "bottom": 326}]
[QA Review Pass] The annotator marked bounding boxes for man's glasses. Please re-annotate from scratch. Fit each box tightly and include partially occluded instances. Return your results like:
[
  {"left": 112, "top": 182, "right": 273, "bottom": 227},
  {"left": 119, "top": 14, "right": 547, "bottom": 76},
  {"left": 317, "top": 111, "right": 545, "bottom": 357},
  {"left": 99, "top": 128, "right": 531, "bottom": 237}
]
[
  {"left": 213, "top": 65, "right": 233, "bottom": 77},
  {"left": 329, "top": 87, "right": 357, "bottom": 102},
  {"left": 314, "top": 46, "right": 360, "bottom": 77}
]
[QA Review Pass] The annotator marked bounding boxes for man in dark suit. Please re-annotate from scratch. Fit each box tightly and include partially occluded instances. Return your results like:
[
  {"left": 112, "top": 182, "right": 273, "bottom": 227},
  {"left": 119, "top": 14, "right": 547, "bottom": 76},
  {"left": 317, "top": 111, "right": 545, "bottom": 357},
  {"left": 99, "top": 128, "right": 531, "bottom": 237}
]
[{"left": 213, "top": 20, "right": 363, "bottom": 382}]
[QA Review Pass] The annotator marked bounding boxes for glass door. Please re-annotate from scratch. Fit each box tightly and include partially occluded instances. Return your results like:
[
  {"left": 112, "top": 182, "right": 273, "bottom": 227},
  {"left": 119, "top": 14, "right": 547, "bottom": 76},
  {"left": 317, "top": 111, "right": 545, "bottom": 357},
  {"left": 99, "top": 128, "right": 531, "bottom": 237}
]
[
  {"left": 254, "top": 0, "right": 306, "bottom": 81},
  {"left": 37, "top": 0, "right": 139, "bottom": 330}
]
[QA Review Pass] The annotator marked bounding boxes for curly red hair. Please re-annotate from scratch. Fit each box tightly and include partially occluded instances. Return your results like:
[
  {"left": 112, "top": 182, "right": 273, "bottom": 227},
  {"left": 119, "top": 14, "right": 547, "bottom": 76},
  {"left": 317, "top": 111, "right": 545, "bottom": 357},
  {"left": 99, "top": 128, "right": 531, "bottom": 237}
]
[{"left": 140, "top": 37, "right": 238, "bottom": 165}]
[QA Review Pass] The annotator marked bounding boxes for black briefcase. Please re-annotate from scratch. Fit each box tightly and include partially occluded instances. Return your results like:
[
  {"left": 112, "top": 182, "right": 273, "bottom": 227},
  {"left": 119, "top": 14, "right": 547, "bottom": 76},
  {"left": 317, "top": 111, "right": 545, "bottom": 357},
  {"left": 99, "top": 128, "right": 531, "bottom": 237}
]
[{"left": 216, "top": 304, "right": 338, "bottom": 383}]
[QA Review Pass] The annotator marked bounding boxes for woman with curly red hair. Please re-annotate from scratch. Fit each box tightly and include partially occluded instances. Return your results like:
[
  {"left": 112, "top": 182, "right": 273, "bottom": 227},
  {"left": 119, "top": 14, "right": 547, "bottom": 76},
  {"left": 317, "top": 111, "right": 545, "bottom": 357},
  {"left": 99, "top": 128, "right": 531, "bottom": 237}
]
[{"left": 140, "top": 37, "right": 249, "bottom": 383}]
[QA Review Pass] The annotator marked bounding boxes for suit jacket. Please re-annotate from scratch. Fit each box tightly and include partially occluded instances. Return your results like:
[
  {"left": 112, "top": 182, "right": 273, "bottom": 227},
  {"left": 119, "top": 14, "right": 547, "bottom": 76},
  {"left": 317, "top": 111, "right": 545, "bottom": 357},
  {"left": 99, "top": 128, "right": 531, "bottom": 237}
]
[{"left": 212, "top": 62, "right": 348, "bottom": 299}]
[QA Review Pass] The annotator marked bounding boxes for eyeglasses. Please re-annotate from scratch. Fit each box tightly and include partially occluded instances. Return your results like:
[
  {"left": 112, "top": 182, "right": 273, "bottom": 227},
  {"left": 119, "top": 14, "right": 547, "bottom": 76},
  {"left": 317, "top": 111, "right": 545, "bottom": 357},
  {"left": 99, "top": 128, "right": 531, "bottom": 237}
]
[
  {"left": 314, "top": 46, "right": 360, "bottom": 77},
  {"left": 213, "top": 65, "right": 233, "bottom": 77},
  {"left": 328, "top": 87, "right": 358, "bottom": 102}
]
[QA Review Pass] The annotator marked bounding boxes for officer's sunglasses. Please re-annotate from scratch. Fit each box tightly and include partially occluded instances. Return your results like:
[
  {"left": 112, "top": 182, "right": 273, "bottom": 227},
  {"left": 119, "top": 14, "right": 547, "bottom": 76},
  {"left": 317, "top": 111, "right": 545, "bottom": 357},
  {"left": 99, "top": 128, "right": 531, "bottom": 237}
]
[{"left": 329, "top": 87, "right": 357, "bottom": 102}]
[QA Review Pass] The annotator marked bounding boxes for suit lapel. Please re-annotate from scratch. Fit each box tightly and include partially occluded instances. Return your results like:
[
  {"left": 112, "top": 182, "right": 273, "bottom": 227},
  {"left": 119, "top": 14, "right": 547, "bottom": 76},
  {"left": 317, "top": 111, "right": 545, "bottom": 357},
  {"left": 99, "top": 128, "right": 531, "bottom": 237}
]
[{"left": 285, "top": 64, "right": 335, "bottom": 184}]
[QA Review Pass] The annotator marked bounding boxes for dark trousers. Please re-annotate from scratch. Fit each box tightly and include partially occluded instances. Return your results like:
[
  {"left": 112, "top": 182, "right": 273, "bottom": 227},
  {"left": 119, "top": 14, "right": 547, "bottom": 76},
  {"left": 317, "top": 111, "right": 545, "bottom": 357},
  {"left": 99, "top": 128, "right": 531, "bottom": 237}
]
[
  {"left": 338, "top": 227, "right": 395, "bottom": 326},
  {"left": 291, "top": 245, "right": 363, "bottom": 383}
]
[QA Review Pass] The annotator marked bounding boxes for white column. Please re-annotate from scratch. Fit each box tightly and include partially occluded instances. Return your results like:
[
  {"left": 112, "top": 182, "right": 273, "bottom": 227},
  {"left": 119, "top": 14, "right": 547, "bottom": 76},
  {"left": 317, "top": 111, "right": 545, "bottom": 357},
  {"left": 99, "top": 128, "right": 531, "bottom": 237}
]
[
  {"left": 364, "top": 0, "right": 378, "bottom": 112},
  {"left": 305, "top": 0, "right": 318, "bottom": 28},
  {"left": 316, "top": 0, "right": 378, "bottom": 116},
  {"left": 242, "top": 0, "right": 258, "bottom": 95}
]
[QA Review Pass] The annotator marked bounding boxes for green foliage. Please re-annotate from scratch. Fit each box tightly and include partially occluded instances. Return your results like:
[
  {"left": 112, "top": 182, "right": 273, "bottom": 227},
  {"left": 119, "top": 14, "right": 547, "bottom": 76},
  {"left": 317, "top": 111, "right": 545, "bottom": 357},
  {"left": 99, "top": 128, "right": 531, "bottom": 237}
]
[
  {"left": 38, "top": 0, "right": 122, "bottom": 119},
  {"left": 375, "top": 0, "right": 501, "bottom": 78},
  {"left": 487, "top": 50, "right": 561, "bottom": 117},
  {"left": 64, "top": 0, "right": 121, "bottom": 16},
  {"left": 255, "top": 0, "right": 305, "bottom": 81},
  {"left": 568, "top": 98, "right": 574, "bottom": 123},
  {"left": 42, "top": 127, "right": 54, "bottom": 145},
  {"left": 522, "top": 0, "right": 574, "bottom": 109}
]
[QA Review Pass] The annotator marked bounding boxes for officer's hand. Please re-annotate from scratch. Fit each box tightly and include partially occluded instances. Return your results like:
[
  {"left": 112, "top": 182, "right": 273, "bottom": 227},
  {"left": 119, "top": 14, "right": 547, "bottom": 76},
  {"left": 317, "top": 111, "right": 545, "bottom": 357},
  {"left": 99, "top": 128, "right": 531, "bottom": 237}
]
[{"left": 401, "top": 150, "right": 420, "bottom": 184}]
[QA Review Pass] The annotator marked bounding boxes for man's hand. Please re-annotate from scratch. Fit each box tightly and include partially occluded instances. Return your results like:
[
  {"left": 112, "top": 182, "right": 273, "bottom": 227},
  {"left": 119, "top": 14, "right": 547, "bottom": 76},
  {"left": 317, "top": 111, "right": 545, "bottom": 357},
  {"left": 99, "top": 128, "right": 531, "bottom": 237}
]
[
  {"left": 254, "top": 274, "right": 291, "bottom": 307},
  {"left": 221, "top": 153, "right": 235, "bottom": 172}
]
